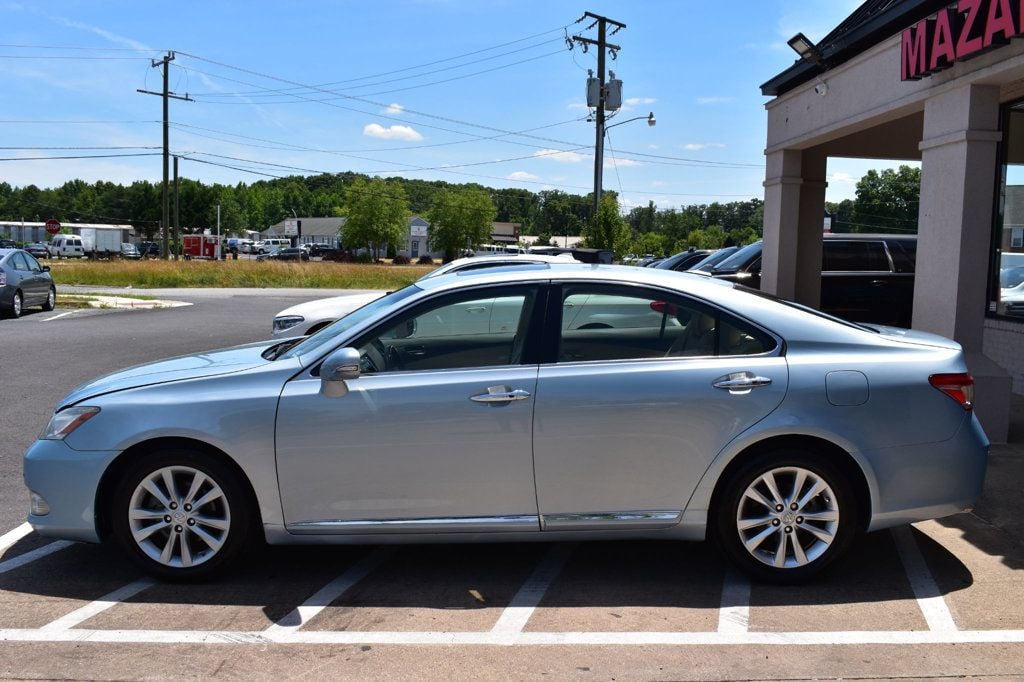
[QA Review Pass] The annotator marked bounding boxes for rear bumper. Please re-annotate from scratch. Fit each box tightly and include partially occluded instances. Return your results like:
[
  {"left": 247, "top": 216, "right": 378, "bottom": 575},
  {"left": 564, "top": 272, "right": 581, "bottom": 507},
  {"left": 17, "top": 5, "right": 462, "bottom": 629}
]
[
  {"left": 22, "top": 439, "right": 121, "bottom": 543},
  {"left": 866, "top": 414, "right": 989, "bottom": 531}
]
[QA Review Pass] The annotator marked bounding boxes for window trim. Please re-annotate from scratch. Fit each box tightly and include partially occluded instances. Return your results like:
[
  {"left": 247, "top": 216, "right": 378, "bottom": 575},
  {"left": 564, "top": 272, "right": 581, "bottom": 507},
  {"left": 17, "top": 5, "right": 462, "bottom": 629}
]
[
  {"left": 541, "top": 280, "right": 784, "bottom": 367},
  {"left": 329, "top": 282, "right": 546, "bottom": 378},
  {"left": 989, "top": 97, "right": 1024, "bottom": 324}
]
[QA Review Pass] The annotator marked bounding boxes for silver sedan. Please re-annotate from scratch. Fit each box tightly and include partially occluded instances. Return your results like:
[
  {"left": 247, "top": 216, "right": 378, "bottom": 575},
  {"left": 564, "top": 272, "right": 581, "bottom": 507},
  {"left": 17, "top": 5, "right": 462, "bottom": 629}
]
[{"left": 23, "top": 264, "right": 987, "bottom": 582}]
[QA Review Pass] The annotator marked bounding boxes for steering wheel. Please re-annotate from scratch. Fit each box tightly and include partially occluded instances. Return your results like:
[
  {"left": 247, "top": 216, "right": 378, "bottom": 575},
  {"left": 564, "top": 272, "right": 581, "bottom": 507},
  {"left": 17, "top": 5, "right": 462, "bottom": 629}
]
[{"left": 360, "top": 339, "right": 387, "bottom": 373}]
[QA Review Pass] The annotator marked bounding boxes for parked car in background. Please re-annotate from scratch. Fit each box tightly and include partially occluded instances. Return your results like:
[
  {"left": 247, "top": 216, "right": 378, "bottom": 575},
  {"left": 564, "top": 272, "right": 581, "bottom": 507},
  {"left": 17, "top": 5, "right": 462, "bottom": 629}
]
[
  {"left": 655, "top": 249, "right": 714, "bottom": 272},
  {"left": 256, "top": 238, "right": 291, "bottom": 255},
  {"left": 0, "top": 239, "right": 17, "bottom": 249},
  {"left": 121, "top": 243, "right": 141, "bottom": 260},
  {"left": 703, "top": 234, "right": 918, "bottom": 327},
  {"left": 689, "top": 246, "right": 740, "bottom": 273},
  {"left": 23, "top": 263, "right": 987, "bottom": 582},
  {"left": 272, "top": 253, "right": 578, "bottom": 337},
  {"left": 47, "top": 234, "right": 86, "bottom": 259},
  {"left": 138, "top": 242, "right": 161, "bottom": 258},
  {"left": 23, "top": 243, "right": 50, "bottom": 259},
  {"left": 257, "top": 247, "right": 310, "bottom": 262},
  {"left": 1, "top": 248, "right": 56, "bottom": 318},
  {"left": 1000, "top": 265, "right": 1024, "bottom": 315}
]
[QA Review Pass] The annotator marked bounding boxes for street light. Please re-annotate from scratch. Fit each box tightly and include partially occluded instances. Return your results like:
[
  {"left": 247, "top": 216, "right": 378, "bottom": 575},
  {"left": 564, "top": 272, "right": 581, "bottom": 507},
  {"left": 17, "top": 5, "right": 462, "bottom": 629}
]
[
  {"left": 787, "top": 32, "right": 822, "bottom": 63},
  {"left": 592, "top": 111, "right": 656, "bottom": 225}
]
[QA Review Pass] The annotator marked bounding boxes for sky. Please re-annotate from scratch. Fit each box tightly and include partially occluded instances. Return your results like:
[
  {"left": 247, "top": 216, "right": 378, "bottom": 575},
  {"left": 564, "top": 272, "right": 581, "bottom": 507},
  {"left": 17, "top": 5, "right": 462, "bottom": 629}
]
[{"left": 0, "top": 0, "right": 913, "bottom": 217}]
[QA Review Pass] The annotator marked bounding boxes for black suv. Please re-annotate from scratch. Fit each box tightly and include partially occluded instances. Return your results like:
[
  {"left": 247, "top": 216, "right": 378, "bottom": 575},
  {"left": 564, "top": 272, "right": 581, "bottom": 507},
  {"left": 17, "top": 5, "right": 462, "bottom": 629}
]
[{"left": 705, "top": 233, "right": 917, "bottom": 327}]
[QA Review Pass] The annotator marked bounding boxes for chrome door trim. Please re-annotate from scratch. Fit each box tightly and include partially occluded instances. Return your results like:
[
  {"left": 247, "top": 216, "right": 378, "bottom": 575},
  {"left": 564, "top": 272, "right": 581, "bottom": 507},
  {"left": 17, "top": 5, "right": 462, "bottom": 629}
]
[
  {"left": 540, "top": 510, "right": 682, "bottom": 531},
  {"left": 469, "top": 387, "right": 532, "bottom": 403},
  {"left": 287, "top": 514, "right": 540, "bottom": 535}
]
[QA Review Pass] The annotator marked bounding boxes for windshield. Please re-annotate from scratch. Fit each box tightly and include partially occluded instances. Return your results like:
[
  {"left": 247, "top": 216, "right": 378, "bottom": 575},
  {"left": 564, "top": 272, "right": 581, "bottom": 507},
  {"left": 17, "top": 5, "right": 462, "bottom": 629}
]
[
  {"left": 654, "top": 251, "right": 694, "bottom": 270},
  {"left": 692, "top": 246, "right": 739, "bottom": 272},
  {"left": 712, "top": 241, "right": 762, "bottom": 273},
  {"left": 278, "top": 285, "right": 421, "bottom": 361}
]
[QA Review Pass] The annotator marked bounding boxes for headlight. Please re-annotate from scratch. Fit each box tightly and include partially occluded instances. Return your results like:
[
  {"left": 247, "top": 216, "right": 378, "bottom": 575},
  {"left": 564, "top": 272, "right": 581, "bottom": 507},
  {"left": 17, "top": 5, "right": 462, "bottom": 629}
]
[
  {"left": 273, "top": 315, "right": 304, "bottom": 333},
  {"left": 41, "top": 406, "right": 100, "bottom": 440}
]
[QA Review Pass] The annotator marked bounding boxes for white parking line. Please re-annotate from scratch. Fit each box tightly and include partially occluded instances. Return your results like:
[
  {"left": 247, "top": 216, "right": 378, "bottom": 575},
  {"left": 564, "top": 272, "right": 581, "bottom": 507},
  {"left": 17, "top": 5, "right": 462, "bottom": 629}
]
[
  {"left": 0, "top": 523, "right": 33, "bottom": 555},
  {"left": 43, "top": 311, "right": 77, "bottom": 322},
  {"left": 0, "top": 541, "right": 72, "bottom": 575},
  {"left": 39, "top": 578, "right": 156, "bottom": 631},
  {"left": 490, "top": 543, "right": 574, "bottom": 637},
  {"left": 716, "top": 571, "right": 751, "bottom": 634},
  {"left": 892, "top": 525, "right": 959, "bottom": 632},
  {"left": 2, "top": 627, "right": 1024, "bottom": 646},
  {"left": 264, "top": 547, "right": 395, "bottom": 634}
]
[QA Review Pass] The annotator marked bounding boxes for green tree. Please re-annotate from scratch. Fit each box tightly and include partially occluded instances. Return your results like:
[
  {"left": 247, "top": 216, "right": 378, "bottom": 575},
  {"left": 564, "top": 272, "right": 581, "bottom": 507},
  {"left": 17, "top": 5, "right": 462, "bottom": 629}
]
[
  {"left": 848, "top": 165, "right": 920, "bottom": 233},
  {"left": 581, "top": 194, "right": 631, "bottom": 258},
  {"left": 342, "top": 177, "right": 409, "bottom": 258},
  {"left": 427, "top": 187, "right": 497, "bottom": 261}
]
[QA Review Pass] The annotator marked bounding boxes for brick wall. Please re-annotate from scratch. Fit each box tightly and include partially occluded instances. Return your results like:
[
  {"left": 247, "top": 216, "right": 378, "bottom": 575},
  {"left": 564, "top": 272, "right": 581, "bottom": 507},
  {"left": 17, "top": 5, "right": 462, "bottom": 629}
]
[{"left": 984, "top": 318, "right": 1024, "bottom": 394}]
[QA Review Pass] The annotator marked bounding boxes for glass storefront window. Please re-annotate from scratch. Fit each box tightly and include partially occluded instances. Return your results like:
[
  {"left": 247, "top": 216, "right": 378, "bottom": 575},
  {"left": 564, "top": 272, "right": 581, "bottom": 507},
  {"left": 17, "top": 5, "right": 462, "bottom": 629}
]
[{"left": 994, "top": 103, "right": 1024, "bottom": 319}]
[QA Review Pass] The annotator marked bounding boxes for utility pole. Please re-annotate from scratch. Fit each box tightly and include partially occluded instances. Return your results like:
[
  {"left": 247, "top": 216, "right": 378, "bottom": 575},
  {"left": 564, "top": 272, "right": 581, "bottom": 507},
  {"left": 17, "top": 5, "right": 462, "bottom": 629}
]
[
  {"left": 173, "top": 155, "right": 180, "bottom": 260},
  {"left": 572, "top": 12, "right": 625, "bottom": 228},
  {"left": 138, "top": 51, "right": 192, "bottom": 260}
]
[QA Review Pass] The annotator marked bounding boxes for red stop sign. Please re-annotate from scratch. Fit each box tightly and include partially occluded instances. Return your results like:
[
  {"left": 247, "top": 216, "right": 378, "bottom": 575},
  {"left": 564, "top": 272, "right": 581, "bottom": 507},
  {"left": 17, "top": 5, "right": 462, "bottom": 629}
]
[{"left": 45, "top": 219, "right": 60, "bottom": 234}]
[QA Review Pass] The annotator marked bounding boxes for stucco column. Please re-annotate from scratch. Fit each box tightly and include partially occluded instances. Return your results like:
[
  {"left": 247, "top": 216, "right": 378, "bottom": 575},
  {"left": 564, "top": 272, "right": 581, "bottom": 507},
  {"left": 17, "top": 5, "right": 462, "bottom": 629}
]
[
  {"left": 762, "top": 149, "right": 826, "bottom": 307},
  {"left": 917, "top": 83, "right": 1010, "bottom": 441}
]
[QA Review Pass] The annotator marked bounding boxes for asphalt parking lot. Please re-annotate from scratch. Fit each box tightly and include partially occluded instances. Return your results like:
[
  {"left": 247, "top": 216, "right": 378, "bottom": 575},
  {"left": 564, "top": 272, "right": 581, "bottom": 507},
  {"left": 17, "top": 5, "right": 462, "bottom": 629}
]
[{"left": 2, "top": 289, "right": 1024, "bottom": 680}]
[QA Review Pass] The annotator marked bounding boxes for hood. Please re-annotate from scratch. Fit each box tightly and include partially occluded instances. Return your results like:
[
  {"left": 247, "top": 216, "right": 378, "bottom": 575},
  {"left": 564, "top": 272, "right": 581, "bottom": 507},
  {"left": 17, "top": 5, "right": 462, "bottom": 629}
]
[
  {"left": 58, "top": 339, "right": 277, "bottom": 409},
  {"left": 275, "top": 291, "right": 386, "bottom": 321},
  {"left": 870, "top": 325, "right": 962, "bottom": 351}
]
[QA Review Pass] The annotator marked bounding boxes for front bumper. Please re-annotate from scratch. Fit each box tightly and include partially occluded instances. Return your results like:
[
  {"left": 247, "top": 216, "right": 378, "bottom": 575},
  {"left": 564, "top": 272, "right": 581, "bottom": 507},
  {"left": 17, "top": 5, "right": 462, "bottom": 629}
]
[{"left": 22, "top": 439, "right": 121, "bottom": 543}]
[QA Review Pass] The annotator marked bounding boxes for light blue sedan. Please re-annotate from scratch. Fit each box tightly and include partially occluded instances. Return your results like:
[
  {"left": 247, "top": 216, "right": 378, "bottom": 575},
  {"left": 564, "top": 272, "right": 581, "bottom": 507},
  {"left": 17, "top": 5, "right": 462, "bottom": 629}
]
[{"left": 23, "top": 264, "right": 988, "bottom": 582}]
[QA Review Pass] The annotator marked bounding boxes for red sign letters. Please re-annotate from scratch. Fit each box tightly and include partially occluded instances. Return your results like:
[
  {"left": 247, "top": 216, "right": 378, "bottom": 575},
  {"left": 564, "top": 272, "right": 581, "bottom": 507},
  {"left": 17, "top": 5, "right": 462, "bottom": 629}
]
[{"left": 902, "top": 0, "right": 1021, "bottom": 80}]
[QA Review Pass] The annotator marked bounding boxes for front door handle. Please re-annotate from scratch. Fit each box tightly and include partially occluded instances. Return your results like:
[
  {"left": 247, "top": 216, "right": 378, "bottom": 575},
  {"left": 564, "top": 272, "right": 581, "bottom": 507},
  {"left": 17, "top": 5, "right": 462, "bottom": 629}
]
[
  {"left": 470, "top": 386, "right": 532, "bottom": 403},
  {"left": 713, "top": 372, "right": 772, "bottom": 394}
]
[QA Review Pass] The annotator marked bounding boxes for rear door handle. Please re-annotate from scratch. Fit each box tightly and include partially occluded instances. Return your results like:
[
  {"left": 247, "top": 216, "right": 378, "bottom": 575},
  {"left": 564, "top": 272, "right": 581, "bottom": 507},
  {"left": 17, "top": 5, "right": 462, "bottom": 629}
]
[
  {"left": 713, "top": 372, "right": 772, "bottom": 394},
  {"left": 470, "top": 386, "right": 531, "bottom": 403}
]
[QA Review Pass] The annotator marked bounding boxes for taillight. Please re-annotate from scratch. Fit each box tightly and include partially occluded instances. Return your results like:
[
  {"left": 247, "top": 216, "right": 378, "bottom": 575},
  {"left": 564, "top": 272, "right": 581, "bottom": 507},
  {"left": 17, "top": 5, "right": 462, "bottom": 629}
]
[{"left": 929, "top": 373, "right": 974, "bottom": 410}]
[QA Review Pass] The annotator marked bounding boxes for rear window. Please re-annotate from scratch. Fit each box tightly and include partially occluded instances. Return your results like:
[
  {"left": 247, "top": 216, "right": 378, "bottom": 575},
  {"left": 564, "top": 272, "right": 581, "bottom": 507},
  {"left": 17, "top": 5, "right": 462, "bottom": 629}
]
[
  {"left": 823, "top": 241, "right": 890, "bottom": 272},
  {"left": 712, "top": 242, "right": 762, "bottom": 272},
  {"left": 887, "top": 239, "right": 917, "bottom": 273}
]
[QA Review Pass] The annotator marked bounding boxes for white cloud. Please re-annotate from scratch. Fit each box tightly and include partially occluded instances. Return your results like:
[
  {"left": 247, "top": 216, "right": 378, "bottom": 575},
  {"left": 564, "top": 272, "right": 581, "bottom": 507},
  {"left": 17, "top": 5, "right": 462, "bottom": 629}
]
[
  {"left": 507, "top": 171, "right": 539, "bottom": 181},
  {"left": 681, "top": 143, "right": 727, "bottom": 151},
  {"left": 50, "top": 16, "right": 153, "bottom": 52},
  {"left": 567, "top": 101, "right": 590, "bottom": 111},
  {"left": 534, "top": 148, "right": 584, "bottom": 163},
  {"left": 696, "top": 96, "right": 735, "bottom": 105},
  {"left": 830, "top": 172, "right": 856, "bottom": 183},
  {"left": 625, "top": 97, "right": 656, "bottom": 105},
  {"left": 605, "top": 157, "right": 640, "bottom": 169},
  {"left": 363, "top": 123, "right": 423, "bottom": 141},
  {"left": 383, "top": 103, "right": 404, "bottom": 115},
  {"left": 647, "top": 144, "right": 659, "bottom": 150},
  {"left": 652, "top": 180, "right": 668, "bottom": 187}
]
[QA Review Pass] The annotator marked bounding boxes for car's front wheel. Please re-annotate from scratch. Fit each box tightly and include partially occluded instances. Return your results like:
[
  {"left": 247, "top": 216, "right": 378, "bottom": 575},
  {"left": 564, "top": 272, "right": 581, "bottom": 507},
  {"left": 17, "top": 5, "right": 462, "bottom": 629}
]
[
  {"left": 714, "top": 450, "right": 857, "bottom": 583},
  {"left": 110, "top": 449, "right": 253, "bottom": 581},
  {"left": 42, "top": 287, "right": 56, "bottom": 311}
]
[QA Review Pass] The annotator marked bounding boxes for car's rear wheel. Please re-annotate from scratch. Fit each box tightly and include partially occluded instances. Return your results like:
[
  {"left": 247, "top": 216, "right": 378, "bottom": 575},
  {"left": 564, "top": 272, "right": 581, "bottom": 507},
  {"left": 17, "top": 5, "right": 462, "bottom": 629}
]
[
  {"left": 110, "top": 449, "right": 253, "bottom": 581},
  {"left": 6, "top": 290, "right": 23, "bottom": 318},
  {"left": 714, "top": 450, "right": 857, "bottom": 583},
  {"left": 42, "top": 287, "right": 56, "bottom": 311}
]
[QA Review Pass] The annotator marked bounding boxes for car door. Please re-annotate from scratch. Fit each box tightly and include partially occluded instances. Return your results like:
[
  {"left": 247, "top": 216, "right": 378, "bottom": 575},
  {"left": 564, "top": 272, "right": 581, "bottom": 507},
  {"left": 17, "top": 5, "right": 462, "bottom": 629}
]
[
  {"left": 11, "top": 252, "right": 44, "bottom": 304},
  {"left": 532, "top": 283, "right": 788, "bottom": 530},
  {"left": 275, "top": 284, "right": 544, "bottom": 534}
]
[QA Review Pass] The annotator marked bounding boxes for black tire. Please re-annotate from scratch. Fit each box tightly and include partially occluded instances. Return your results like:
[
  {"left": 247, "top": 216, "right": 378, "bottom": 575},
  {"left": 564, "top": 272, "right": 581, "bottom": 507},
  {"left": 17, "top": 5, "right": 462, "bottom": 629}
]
[
  {"left": 110, "top": 449, "right": 254, "bottom": 582},
  {"left": 714, "top": 449, "right": 858, "bottom": 583},
  {"left": 42, "top": 286, "right": 56, "bottom": 311},
  {"left": 5, "top": 290, "right": 23, "bottom": 319}
]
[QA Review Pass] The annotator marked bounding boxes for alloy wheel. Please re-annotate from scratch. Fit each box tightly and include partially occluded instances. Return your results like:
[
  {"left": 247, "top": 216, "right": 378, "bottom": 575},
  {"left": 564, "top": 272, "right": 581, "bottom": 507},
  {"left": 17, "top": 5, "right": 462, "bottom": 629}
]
[
  {"left": 127, "top": 465, "right": 231, "bottom": 568},
  {"left": 735, "top": 466, "right": 839, "bottom": 569}
]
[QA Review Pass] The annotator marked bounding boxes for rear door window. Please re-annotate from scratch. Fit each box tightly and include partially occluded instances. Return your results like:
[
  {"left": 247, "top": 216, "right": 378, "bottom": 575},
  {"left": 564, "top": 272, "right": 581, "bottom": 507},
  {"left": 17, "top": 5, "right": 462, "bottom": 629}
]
[
  {"left": 886, "top": 240, "right": 917, "bottom": 273},
  {"left": 823, "top": 241, "right": 890, "bottom": 272}
]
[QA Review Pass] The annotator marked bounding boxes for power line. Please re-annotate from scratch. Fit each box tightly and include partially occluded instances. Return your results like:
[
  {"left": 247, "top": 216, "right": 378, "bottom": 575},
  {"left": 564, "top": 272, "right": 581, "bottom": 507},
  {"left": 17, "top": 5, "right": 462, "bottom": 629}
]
[
  {"left": 0, "top": 43, "right": 162, "bottom": 52},
  {"left": 0, "top": 152, "right": 162, "bottom": 161},
  {"left": 0, "top": 120, "right": 159, "bottom": 124},
  {"left": 183, "top": 25, "right": 570, "bottom": 97},
  {"left": 192, "top": 38, "right": 565, "bottom": 99},
  {"left": 0, "top": 146, "right": 160, "bottom": 150}
]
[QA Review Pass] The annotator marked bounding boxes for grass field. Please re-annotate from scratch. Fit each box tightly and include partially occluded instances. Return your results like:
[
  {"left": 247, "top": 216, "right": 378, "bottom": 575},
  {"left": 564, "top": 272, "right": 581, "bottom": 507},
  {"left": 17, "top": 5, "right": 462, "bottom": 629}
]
[{"left": 47, "top": 259, "right": 436, "bottom": 290}]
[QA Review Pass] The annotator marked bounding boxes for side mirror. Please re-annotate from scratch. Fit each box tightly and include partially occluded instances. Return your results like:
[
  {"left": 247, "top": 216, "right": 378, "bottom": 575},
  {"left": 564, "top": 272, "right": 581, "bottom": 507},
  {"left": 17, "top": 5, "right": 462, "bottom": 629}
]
[
  {"left": 41, "top": 265, "right": 50, "bottom": 272},
  {"left": 320, "top": 347, "right": 361, "bottom": 398}
]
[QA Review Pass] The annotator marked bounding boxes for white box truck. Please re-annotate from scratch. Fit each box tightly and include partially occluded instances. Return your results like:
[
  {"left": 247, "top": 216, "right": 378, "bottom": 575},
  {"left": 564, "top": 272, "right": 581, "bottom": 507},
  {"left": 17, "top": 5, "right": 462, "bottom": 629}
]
[{"left": 78, "top": 227, "right": 123, "bottom": 257}]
